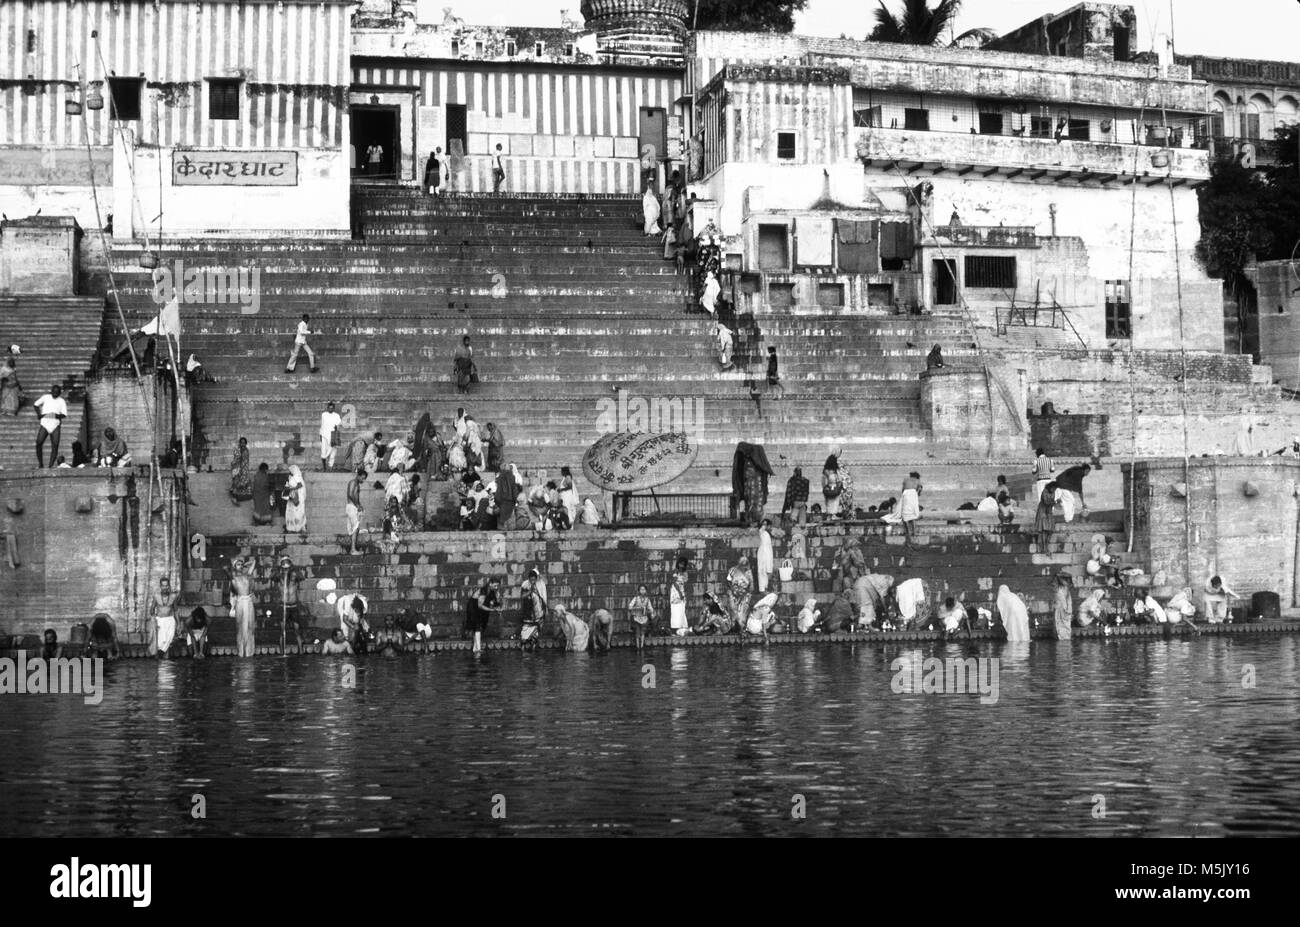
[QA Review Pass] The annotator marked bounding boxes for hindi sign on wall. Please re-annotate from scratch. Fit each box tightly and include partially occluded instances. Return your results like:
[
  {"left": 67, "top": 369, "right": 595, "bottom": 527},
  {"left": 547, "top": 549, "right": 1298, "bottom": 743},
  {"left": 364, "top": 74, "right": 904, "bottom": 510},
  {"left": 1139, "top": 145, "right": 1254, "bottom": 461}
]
[
  {"left": 582, "top": 432, "right": 699, "bottom": 493},
  {"left": 172, "top": 150, "right": 298, "bottom": 186}
]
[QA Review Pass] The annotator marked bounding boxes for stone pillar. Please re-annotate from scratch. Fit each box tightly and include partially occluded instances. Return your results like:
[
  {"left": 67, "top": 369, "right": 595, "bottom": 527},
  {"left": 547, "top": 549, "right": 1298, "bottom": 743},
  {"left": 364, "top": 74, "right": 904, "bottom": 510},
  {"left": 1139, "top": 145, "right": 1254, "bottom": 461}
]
[
  {"left": 0, "top": 216, "right": 81, "bottom": 296},
  {"left": 1124, "top": 458, "right": 1300, "bottom": 606}
]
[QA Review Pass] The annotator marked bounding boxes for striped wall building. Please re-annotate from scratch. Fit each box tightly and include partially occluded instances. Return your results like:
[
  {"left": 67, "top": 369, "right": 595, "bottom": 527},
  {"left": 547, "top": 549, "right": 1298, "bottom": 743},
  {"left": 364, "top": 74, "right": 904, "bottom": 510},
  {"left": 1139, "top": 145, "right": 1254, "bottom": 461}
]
[
  {"left": 350, "top": 1, "right": 689, "bottom": 195},
  {"left": 350, "top": 57, "right": 684, "bottom": 194},
  {"left": 0, "top": 0, "right": 352, "bottom": 237}
]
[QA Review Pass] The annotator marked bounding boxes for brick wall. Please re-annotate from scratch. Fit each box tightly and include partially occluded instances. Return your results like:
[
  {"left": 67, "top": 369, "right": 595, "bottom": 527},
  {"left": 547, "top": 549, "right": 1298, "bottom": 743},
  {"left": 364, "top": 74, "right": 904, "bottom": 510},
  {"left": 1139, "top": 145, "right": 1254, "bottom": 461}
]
[
  {"left": 1125, "top": 458, "right": 1300, "bottom": 604},
  {"left": 0, "top": 470, "right": 184, "bottom": 640}
]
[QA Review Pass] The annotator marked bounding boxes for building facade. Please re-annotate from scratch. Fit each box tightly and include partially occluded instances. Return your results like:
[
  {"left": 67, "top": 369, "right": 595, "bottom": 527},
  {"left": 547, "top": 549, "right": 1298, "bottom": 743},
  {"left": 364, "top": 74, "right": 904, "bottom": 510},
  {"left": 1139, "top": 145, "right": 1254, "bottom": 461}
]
[
  {"left": 0, "top": 0, "right": 352, "bottom": 238},
  {"left": 351, "top": 0, "right": 687, "bottom": 194},
  {"left": 686, "top": 28, "right": 1221, "bottom": 350}
]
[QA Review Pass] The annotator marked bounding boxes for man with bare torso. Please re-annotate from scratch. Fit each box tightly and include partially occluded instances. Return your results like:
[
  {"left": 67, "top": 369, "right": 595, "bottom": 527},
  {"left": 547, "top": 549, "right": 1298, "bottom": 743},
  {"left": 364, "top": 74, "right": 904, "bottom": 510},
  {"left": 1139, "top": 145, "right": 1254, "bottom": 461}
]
[{"left": 151, "top": 576, "right": 180, "bottom": 658}]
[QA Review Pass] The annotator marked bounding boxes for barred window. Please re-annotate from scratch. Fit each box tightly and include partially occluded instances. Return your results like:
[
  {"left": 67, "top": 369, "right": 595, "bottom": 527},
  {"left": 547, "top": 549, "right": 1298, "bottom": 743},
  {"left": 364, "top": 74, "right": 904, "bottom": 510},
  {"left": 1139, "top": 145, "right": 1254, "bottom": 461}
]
[
  {"left": 964, "top": 256, "right": 1017, "bottom": 289},
  {"left": 208, "top": 78, "right": 241, "bottom": 121},
  {"left": 1105, "top": 279, "right": 1131, "bottom": 338}
]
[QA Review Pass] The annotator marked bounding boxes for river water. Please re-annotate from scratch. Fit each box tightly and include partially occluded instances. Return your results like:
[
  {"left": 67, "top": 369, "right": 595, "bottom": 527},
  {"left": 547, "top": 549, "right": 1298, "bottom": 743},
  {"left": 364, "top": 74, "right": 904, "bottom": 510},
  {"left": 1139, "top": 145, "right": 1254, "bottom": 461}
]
[{"left": 2, "top": 636, "right": 1297, "bottom": 836}]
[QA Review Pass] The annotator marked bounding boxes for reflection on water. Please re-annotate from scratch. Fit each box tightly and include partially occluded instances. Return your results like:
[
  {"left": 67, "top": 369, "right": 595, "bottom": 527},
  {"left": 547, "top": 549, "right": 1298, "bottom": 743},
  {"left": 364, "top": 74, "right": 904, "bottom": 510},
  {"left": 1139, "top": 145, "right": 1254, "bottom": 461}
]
[{"left": 1, "top": 637, "right": 1298, "bottom": 836}]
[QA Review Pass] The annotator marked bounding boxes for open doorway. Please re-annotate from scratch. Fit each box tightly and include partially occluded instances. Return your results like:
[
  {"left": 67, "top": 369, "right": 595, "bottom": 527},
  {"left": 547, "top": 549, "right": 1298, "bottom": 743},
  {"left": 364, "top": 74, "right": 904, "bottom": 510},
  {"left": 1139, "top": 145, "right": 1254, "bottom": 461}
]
[
  {"left": 932, "top": 259, "right": 958, "bottom": 306},
  {"left": 351, "top": 105, "right": 400, "bottom": 180}
]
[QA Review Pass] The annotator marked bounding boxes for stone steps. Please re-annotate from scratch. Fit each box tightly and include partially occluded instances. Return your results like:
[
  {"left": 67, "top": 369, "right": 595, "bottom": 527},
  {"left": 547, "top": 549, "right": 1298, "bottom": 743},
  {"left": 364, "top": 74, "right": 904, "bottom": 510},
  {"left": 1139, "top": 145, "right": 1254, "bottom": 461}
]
[{"left": 177, "top": 520, "right": 1123, "bottom": 644}]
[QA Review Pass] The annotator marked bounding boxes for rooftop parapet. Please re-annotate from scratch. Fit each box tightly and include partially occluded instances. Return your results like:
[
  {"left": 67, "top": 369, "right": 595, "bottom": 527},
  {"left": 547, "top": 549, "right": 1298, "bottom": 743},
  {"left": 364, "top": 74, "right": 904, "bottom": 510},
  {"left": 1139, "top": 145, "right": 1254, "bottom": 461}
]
[
  {"left": 692, "top": 31, "right": 1205, "bottom": 112},
  {"left": 857, "top": 127, "right": 1210, "bottom": 184}
]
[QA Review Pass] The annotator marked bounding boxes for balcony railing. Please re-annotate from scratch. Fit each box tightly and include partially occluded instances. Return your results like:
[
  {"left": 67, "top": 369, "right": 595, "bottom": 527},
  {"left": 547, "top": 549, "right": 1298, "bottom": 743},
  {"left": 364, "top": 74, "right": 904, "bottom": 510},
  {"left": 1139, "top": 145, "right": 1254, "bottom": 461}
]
[
  {"left": 1209, "top": 136, "right": 1281, "bottom": 166},
  {"left": 857, "top": 127, "right": 1210, "bottom": 186}
]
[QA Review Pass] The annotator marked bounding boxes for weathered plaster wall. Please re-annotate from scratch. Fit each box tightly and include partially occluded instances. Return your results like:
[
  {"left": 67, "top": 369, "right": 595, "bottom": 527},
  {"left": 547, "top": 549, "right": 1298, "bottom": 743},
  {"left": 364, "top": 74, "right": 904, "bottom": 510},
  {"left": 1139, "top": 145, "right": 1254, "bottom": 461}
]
[
  {"left": 1125, "top": 458, "right": 1300, "bottom": 604},
  {"left": 0, "top": 470, "right": 184, "bottom": 638},
  {"left": 1251, "top": 260, "right": 1300, "bottom": 390}
]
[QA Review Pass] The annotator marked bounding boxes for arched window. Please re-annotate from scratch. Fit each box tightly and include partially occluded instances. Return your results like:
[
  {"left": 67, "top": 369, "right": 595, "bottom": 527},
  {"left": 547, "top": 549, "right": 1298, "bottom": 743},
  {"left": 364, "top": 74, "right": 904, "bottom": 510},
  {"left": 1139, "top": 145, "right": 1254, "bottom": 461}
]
[
  {"left": 1243, "top": 93, "right": 1271, "bottom": 139},
  {"left": 1276, "top": 95, "right": 1299, "bottom": 130},
  {"left": 1210, "top": 91, "right": 1231, "bottom": 139}
]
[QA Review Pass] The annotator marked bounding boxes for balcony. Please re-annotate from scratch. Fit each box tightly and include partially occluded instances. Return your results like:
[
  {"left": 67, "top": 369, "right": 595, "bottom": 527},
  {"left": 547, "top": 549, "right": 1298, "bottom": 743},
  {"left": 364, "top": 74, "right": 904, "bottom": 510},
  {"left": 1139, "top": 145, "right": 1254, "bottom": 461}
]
[
  {"left": 856, "top": 127, "right": 1210, "bottom": 187},
  {"left": 1210, "top": 136, "right": 1282, "bottom": 168}
]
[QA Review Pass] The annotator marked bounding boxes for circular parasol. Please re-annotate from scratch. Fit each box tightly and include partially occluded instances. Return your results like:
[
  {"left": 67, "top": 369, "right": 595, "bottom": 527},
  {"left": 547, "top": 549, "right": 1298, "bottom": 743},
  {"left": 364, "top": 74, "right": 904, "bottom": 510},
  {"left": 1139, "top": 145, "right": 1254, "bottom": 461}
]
[{"left": 581, "top": 431, "right": 699, "bottom": 493}]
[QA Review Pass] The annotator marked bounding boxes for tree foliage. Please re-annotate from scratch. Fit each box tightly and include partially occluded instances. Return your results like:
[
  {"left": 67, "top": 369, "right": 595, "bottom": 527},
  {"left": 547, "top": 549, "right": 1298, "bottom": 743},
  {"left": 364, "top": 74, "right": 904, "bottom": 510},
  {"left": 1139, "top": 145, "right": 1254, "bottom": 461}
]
[
  {"left": 692, "top": 0, "right": 808, "bottom": 32},
  {"left": 1196, "top": 124, "right": 1300, "bottom": 285},
  {"left": 868, "top": 0, "right": 962, "bottom": 45}
]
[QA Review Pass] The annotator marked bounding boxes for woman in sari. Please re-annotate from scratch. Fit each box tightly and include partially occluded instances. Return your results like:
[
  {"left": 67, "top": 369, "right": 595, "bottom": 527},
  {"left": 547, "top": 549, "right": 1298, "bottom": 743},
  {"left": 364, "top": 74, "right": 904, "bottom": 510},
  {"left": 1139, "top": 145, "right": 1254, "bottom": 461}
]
[
  {"left": 0, "top": 354, "right": 21, "bottom": 415},
  {"left": 251, "top": 463, "right": 274, "bottom": 525},
  {"left": 727, "top": 556, "right": 753, "bottom": 631},
  {"left": 822, "top": 454, "right": 844, "bottom": 517},
  {"left": 495, "top": 463, "right": 520, "bottom": 528},
  {"left": 487, "top": 422, "right": 505, "bottom": 472},
  {"left": 229, "top": 437, "right": 252, "bottom": 503},
  {"left": 642, "top": 184, "right": 661, "bottom": 235},
  {"left": 465, "top": 419, "right": 485, "bottom": 471},
  {"left": 1052, "top": 573, "right": 1073, "bottom": 640},
  {"left": 453, "top": 335, "right": 476, "bottom": 394},
  {"left": 716, "top": 322, "right": 734, "bottom": 370},
  {"left": 558, "top": 466, "right": 580, "bottom": 527},
  {"left": 899, "top": 471, "right": 921, "bottom": 547},
  {"left": 669, "top": 569, "right": 689, "bottom": 635},
  {"left": 997, "top": 584, "right": 1031, "bottom": 642},
  {"left": 1034, "top": 480, "right": 1058, "bottom": 549},
  {"left": 1076, "top": 588, "right": 1107, "bottom": 627},
  {"left": 283, "top": 465, "right": 307, "bottom": 534}
]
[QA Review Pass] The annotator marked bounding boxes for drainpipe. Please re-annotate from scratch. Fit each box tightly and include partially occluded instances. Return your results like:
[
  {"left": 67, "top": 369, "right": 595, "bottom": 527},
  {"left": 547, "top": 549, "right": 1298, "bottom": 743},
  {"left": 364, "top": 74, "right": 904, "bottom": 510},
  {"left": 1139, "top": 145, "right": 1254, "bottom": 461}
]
[{"left": 1048, "top": 203, "right": 1057, "bottom": 237}]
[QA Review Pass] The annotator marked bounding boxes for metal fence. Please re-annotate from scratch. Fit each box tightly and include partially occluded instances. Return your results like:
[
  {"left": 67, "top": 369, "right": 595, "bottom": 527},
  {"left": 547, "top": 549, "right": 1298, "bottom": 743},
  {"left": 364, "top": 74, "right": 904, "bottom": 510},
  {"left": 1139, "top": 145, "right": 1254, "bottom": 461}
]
[{"left": 610, "top": 492, "right": 737, "bottom": 526}]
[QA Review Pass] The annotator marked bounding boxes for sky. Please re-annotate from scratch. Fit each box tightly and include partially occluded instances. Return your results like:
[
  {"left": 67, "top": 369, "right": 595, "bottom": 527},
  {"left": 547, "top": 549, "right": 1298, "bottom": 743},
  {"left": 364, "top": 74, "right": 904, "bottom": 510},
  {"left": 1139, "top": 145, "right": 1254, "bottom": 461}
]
[{"left": 420, "top": 0, "right": 1300, "bottom": 63}]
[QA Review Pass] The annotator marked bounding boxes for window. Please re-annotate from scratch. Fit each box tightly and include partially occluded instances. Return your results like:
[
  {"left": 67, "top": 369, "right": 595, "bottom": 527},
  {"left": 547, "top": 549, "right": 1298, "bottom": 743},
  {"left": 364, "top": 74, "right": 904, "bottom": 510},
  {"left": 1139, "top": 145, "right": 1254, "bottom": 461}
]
[
  {"left": 868, "top": 283, "right": 894, "bottom": 307},
  {"left": 854, "top": 105, "right": 882, "bottom": 128},
  {"left": 1030, "top": 115, "right": 1053, "bottom": 138},
  {"left": 768, "top": 283, "right": 795, "bottom": 308},
  {"left": 207, "top": 78, "right": 241, "bottom": 121},
  {"left": 451, "top": 39, "right": 460, "bottom": 57},
  {"left": 1067, "top": 118, "right": 1090, "bottom": 141},
  {"left": 964, "top": 255, "right": 1017, "bottom": 289},
  {"left": 904, "top": 108, "right": 929, "bottom": 131},
  {"left": 1113, "top": 26, "right": 1130, "bottom": 62},
  {"left": 108, "top": 76, "right": 142, "bottom": 121},
  {"left": 817, "top": 283, "right": 845, "bottom": 308},
  {"left": 978, "top": 112, "right": 1003, "bottom": 135},
  {"left": 564, "top": 43, "right": 575, "bottom": 57},
  {"left": 776, "top": 132, "right": 796, "bottom": 160},
  {"left": 1105, "top": 279, "right": 1131, "bottom": 338},
  {"left": 535, "top": 41, "right": 545, "bottom": 57},
  {"left": 1241, "top": 112, "right": 1260, "bottom": 139},
  {"left": 474, "top": 40, "right": 484, "bottom": 56},
  {"left": 506, "top": 40, "right": 517, "bottom": 56}
]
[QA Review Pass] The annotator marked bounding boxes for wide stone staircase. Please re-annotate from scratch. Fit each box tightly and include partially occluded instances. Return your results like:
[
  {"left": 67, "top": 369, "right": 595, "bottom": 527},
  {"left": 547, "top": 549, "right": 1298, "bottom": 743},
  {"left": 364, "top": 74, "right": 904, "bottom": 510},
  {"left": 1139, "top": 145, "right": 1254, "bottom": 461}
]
[
  {"left": 0, "top": 295, "right": 104, "bottom": 470},
  {"left": 99, "top": 188, "right": 1002, "bottom": 511}
]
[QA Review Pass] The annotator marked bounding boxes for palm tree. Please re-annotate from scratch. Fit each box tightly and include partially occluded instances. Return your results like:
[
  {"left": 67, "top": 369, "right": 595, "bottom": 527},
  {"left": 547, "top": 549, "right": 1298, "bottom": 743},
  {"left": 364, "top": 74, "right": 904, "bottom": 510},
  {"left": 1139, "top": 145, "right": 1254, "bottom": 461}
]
[{"left": 869, "top": 0, "right": 962, "bottom": 45}]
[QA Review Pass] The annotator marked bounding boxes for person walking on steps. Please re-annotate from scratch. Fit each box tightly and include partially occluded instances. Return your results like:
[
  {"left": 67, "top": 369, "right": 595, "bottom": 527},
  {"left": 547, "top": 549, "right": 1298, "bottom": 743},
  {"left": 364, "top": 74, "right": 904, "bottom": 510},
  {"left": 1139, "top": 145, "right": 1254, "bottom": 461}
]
[
  {"left": 492, "top": 144, "right": 506, "bottom": 193},
  {"left": 286, "top": 314, "right": 319, "bottom": 374}
]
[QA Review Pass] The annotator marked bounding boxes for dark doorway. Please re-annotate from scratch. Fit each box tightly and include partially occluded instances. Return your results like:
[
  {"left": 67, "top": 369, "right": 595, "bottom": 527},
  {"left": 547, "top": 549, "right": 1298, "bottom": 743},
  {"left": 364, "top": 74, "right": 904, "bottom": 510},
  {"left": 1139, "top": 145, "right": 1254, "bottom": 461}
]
[
  {"left": 757, "top": 224, "right": 789, "bottom": 272},
  {"left": 351, "top": 105, "right": 400, "bottom": 179},
  {"left": 446, "top": 104, "right": 468, "bottom": 158},
  {"left": 932, "top": 259, "right": 958, "bottom": 306}
]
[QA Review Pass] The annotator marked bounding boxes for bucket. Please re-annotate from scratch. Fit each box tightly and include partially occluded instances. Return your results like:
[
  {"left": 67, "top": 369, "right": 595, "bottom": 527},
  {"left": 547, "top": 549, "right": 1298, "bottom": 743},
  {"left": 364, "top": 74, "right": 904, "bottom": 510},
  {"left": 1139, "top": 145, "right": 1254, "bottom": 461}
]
[
  {"left": 69, "top": 623, "right": 90, "bottom": 646},
  {"left": 778, "top": 559, "right": 794, "bottom": 582}
]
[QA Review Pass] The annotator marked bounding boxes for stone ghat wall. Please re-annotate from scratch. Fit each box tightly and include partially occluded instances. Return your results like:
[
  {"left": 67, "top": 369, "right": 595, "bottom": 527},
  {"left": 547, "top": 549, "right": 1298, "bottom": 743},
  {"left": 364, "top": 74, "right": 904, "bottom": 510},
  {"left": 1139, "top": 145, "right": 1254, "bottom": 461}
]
[
  {"left": 1125, "top": 458, "right": 1300, "bottom": 604},
  {"left": 181, "top": 520, "right": 1112, "bottom": 646},
  {"left": 0, "top": 470, "right": 185, "bottom": 638}
]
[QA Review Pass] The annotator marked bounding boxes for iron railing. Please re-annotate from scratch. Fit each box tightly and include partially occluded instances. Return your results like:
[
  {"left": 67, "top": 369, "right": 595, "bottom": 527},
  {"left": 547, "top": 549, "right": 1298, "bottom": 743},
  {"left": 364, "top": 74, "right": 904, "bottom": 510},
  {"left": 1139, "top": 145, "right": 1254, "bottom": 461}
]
[
  {"left": 996, "top": 304, "right": 1088, "bottom": 348},
  {"left": 610, "top": 492, "right": 738, "bottom": 525}
]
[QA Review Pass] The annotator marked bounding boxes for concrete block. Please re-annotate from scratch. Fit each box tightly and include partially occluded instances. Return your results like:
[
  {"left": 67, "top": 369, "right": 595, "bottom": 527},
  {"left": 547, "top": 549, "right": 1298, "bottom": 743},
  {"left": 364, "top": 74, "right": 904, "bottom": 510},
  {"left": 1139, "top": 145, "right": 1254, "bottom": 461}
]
[
  {"left": 467, "top": 133, "right": 490, "bottom": 155},
  {"left": 613, "top": 136, "right": 639, "bottom": 158},
  {"left": 534, "top": 136, "right": 555, "bottom": 157}
]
